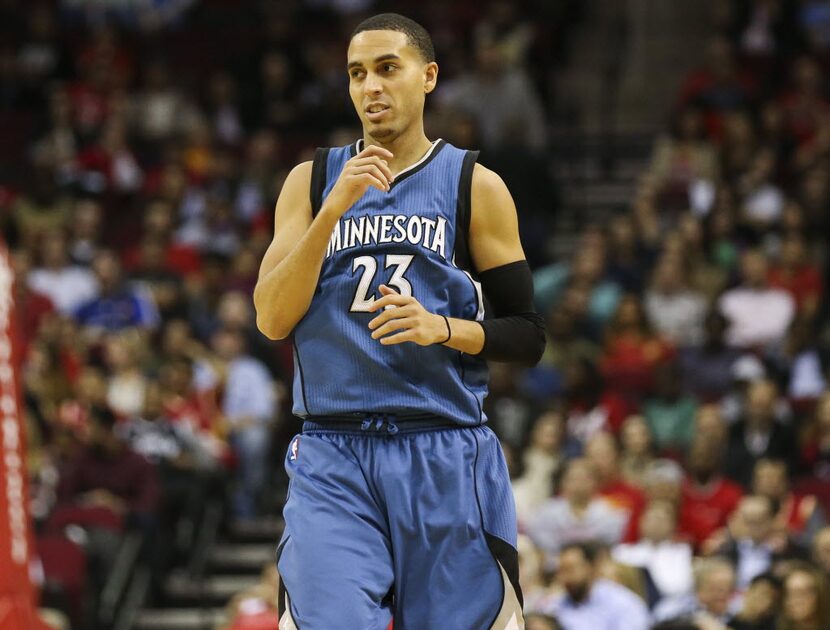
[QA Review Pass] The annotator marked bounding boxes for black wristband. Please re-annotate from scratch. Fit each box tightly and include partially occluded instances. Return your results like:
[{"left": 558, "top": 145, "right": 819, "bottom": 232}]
[{"left": 437, "top": 315, "right": 451, "bottom": 345}]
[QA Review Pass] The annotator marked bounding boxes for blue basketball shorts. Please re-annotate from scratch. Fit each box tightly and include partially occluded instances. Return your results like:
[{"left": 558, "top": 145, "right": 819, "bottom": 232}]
[{"left": 275, "top": 419, "right": 524, "bottom": 629}]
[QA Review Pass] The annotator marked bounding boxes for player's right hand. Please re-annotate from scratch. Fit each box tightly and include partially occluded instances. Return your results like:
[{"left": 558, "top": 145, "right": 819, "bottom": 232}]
[{"left": 324, "top": 144, "right": 394, "bottom": 217}]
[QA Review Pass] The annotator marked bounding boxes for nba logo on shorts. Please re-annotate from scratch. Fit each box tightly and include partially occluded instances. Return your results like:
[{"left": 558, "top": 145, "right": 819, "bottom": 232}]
[{"left": 289, "top": 437, "right": 300, "bottom": 462}]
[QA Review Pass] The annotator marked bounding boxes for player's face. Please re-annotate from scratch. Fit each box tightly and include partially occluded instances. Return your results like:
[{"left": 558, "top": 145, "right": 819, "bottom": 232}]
[{"left": 347, "top": 30, "right": 437, "bottom": 142}]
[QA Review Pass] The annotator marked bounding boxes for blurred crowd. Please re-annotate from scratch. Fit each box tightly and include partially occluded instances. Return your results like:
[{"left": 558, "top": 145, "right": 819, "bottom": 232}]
[
  {"left": 505, "top": 1, "right": 830, "bottom": 629},
  {"left": 7, "top": 0, "right": 830, "bottom": 628}
]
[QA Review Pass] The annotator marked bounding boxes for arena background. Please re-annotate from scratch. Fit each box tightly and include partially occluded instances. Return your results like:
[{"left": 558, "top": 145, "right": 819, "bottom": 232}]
[{"left": 2, "top": 0, "right": 830, "bottom": 629}]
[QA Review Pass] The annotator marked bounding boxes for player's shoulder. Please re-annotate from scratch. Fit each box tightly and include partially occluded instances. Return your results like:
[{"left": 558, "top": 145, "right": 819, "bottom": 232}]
[
  {"left": 470, "top": 162, "right": 512, "bottom": 209},
  {"left": 471, "top": 162, "right": 508, "bottom": 195},
  {"left": 275, "top": 160, "right": 314, "bottom": 209},
  {"left": 287, "top": 160, "right": 314, "bottom": 182}
]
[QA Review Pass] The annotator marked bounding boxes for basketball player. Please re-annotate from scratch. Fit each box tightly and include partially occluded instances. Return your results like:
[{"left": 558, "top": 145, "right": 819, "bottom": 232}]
[{"left": 254, "top": 13, "right": 545, "bottom": 629}]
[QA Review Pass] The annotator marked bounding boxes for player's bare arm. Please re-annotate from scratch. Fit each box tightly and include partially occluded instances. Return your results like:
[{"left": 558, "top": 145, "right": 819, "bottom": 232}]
[
  {"left": 368, "top": 163, "right": 535, "bottom": 358},
  {"left": 254, "top": 144, "right": 394, "bottom": 339}
]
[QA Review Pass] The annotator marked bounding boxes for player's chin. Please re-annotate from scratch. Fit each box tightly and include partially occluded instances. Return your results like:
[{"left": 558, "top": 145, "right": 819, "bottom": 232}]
[{"left": 368, "top": 125, "right": 396, "bottom": 140}]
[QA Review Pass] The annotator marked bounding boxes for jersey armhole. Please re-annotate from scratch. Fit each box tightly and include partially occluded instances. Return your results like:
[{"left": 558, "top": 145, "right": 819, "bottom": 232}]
[
  {"left": 453, "top": 149, "right": 480, "bottom": 277},
  {"left": 309, "top": 147, "right": 330, "bottom": 217}
]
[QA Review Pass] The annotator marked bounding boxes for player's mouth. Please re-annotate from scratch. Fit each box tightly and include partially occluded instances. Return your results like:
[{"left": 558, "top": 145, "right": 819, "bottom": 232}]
[{"left": 365, "top": 103, "right": 391, "bottom": 122}]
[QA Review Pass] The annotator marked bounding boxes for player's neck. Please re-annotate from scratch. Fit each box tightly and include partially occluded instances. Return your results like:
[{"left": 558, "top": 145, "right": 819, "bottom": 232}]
[{"left": 363, "top": 127, "right": 433, "bottom": 176}]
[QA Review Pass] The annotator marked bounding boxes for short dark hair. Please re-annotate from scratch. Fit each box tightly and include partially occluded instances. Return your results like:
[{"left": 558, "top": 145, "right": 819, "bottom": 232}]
[
  {"left": 560, "top": 542, "right": 599, "bottom": 565},
  {"left": 351, "top": 13, "right": 435, "bottom": 63}
]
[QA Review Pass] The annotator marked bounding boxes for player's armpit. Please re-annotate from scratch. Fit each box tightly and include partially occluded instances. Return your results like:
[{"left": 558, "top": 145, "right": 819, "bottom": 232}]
[{"left": 468, "top": 163, "right": 526, "bottom": 273}]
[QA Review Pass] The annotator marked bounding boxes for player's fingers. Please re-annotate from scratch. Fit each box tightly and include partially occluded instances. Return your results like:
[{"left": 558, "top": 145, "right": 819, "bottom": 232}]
[
  {"left": 349, "top": 165, "right": 389, "bottom": 189},
  {"left": 379, "top": 329, "right": 416, "bottom": 345},
  {"left": 352, "top": 156, "right": 393, "bottom": 183},
  {"left": 367, "top": 292, "right": 412, "bottom": 312},
  {"left": 352, "top": 171, "right": 388, "bottom": 192},
  {"left": 367, "top": 303, "right": 415, "bottom": 329},
  {"left": 370, "top": 317, "right": 414, "bottom": 339}
]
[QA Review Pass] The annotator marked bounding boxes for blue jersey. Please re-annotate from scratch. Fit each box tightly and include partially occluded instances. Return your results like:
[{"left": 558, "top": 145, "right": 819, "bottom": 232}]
[{"left": 290, "top": 138, "right": 488, "bottom": 426}]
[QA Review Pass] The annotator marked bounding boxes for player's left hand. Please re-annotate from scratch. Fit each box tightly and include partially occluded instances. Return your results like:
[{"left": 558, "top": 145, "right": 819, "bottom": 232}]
[{"left": 367, "top": 285, "right": 448, "bottom": 346}]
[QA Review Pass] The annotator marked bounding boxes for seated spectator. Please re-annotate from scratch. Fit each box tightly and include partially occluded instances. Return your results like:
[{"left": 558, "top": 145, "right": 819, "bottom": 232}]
[
  {"left": 526, "top": 459, "right": 627, "bottom": 570},
  {"left": 767, "top": 232, "right": 822, "bottom": 319},
  {"left": 199, "top": 327, "right": 277, "bottom": 520},
  {"left": 55, "top": 406, "right": 159, "bottom": 531},
  {"left": 719, "top": 249, "right": 795, "bottom": 350},
  {"left": 12, "top": 248, "right": 55, "bottom": 358},
  {"left": 613, "top": 500, "right": 694, "bottom": 608},
  {"left": 775, "top": 321, "right": 828, "bottom": 407},
  {"left": 727, "top": 572, "right": 782, "bottom": 630},
  {"left": 158, "top": 358, "right": 228, "bottom": 467},
  {"left": 682, "top": 438, "right": 744, "bottom": 548},
  {"left": 563, "top": 358, "right": 632, "bottom": 442},
  {"left": 540, "top": 542, "right": 650, "bottom": 629},
  {"left": 599, "top": 294, "right": 675, "bottom": 403},
  {"left": 646, "top": 104, "right": 719, "bottom": 205},
  {"left": 811, "top": 527, "right": 830, "bottom": 581},
  {"left": 645, "top": 255, "right": 708, "bottom": 348},
  {"left": 710, "top": 495, "right": 806, "bottom": 590},
  {"left": 619, "top": 415, "right": 656, "bottom": 488},
  {"left": 584, "top": 432, "right": 646, "bottom": 542},
  {"left": 653, "top": 556, "right": 737, "bottom": 625},
  {"left": 73, "top": 249, "right": 159, "bottom": 332},
  {"left": 778, "top": 562, "right": 830, "bottom": 630},
  {"left": 103, "top": 330, "right": 149, "bottom": 417},
  {"left": 678, "top": 311, "right": 743, "bottom": 402},
  {"left": 28, "top": 229, "right": 98, "bottom": 315},
  {"left": 799, "top": 391, "right": 830, "bottom": 483},
  {"left": 725, "top": 379, "right": 797, "bottom": 488},
  {"left": 539, "top": 307, "right": 600, "bottom": 374},
  {"left": 694, "top": 404, "right": 728, "bottom": 445},
  {"left": 513, "top": 411, "right": 570, "bottom": 526},
  {"left": 533, "top": 240, "right": 621, "bottom": 327},
  {"left": 606, "top": 214, "right": 649, "bottom": 293},
  {"left": 643, "top": 361, "right": 699, "bottom": 454},
  {"left": 676, "top": 36, "right": 754, "bottom": 136},
  {"left": 51, "top": 407, "right": 160, "bottom": 623},
  {"left": 752, "top": 459, "right": 823, "bottom": 546},
  {"left": 518, "top": 534, "right": 550, "bottom": 614}
]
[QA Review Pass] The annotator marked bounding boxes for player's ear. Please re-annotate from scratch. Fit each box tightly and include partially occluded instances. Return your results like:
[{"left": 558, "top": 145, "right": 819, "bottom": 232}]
[{"left": 424, "top": 62, "right": 438, "bottom": 94}]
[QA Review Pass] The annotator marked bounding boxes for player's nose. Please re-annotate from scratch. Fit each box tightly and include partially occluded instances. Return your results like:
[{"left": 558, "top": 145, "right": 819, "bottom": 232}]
[{"left": 363, "top": 72, "right": 383, "bottom": 96}]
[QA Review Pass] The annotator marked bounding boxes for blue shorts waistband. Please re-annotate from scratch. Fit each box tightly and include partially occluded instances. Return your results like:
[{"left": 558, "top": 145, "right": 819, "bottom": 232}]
[{"left": 301, "top": 413, "right": 462, "bottom": 436}]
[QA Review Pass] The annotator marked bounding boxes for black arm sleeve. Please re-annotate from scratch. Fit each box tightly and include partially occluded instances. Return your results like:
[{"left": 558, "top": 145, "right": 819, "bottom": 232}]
[{"left": 474, "top": 260, "right": 546, "bottom": 366}]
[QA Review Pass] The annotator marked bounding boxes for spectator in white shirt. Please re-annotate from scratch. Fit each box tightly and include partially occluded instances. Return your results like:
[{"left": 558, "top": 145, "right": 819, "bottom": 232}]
[
  {"left": 645, "top": 254, "right": 708, "bottom": 348},
  {"left": 719, "top": 249, "right": 794, "bottom": 350},
  {"left": 28, "top": 229, "right": 98, "bottom": 315},
  {"left": 543, "top": 542, "right": 650, "bottom": 630},
  {"left": 526, "top": 459, "right": 627, "bottom": 571},
  {"left": 613, "top": 500, "right": 694, "bottom": 607},
  {"left": 653, "top": 556, "right": 738, "bottom": 624}
]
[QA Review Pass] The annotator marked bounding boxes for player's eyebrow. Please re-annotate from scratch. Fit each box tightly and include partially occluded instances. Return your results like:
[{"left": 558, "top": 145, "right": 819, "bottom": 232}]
[{"left": 347, "top": 54, "right": 401, "bottom": 70}]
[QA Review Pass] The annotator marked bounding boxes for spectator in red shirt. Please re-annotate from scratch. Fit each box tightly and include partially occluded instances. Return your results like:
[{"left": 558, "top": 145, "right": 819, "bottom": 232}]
[
  {"left": 778, "top": 56, "right": 830, "bottom": 147},
  {"left": 11, "top": 247, "right": 55, "bottom": 359},
  {"left": 752, "top": 458, "right": 824, "bottom": 545},
  {"left": 683, "top": 436, "right": 744, "bottom": 549},
  {"left": 768, "top": 232, "right": 823, "bottom": 319},
  {"left": 600, "top": 294, "right": 675, "bottom": 404},
  {"left": 676, "top": 36, "right": 755, "bottom": 139},
  {"left": 585, "top": 431, "right": 646, "bottom": 542},
  {"left": 122, "top": 200, "right": 203, "bottom": 276}
]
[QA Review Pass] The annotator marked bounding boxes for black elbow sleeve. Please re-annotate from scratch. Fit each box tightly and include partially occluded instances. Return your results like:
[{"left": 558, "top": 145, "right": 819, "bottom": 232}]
[{"left": 475, "top": 260, "right": 546, "bottom": 366}]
